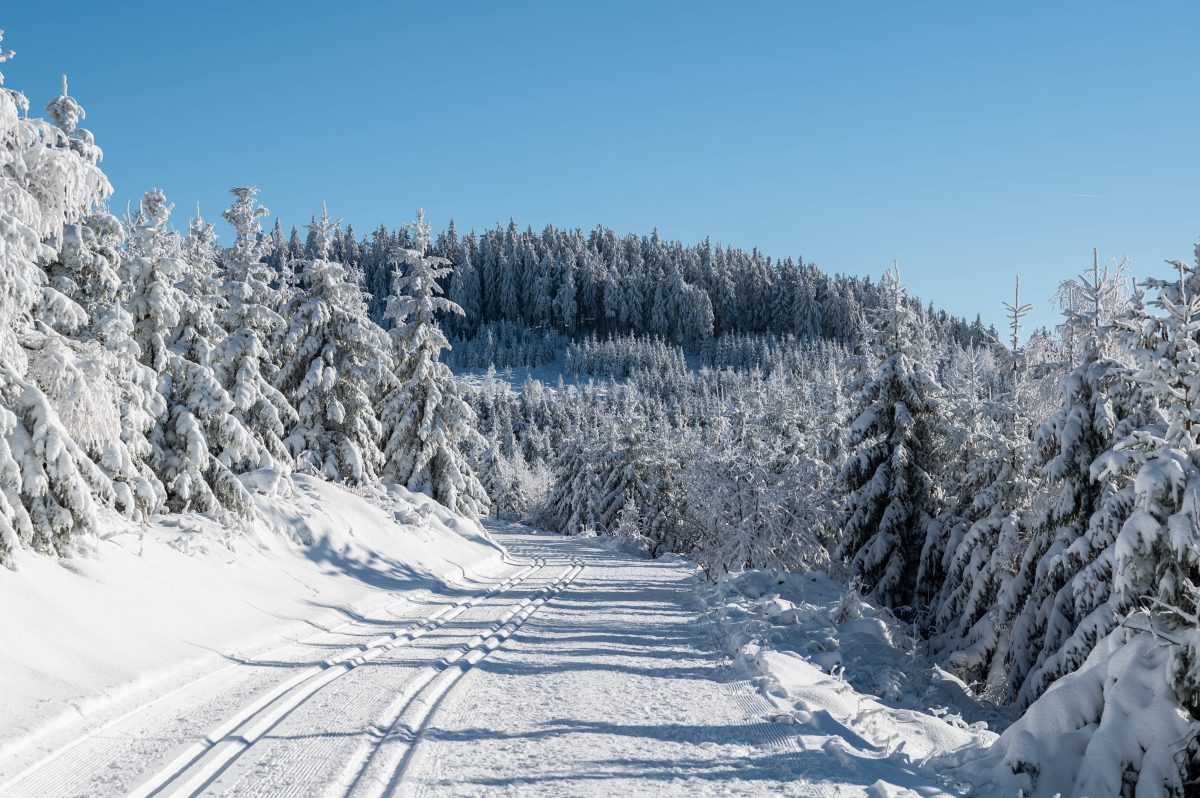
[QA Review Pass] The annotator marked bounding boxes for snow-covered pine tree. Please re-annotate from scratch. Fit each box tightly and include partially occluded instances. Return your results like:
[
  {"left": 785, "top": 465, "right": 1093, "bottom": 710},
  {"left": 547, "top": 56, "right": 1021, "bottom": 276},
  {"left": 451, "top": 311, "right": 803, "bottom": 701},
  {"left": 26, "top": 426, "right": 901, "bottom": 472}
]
[
  {"left": 1000, "top": 254, "right": 1146, "bottom": 706},
  {"left": 277, "top": 204, "right": 390, "bottom": 484},
  {"left": 39, "top": 73, "right": 163, "bottom": 518},
  {"left": 474, "top": 439, "right": 504, "bottom": 518},
  {"left": 379, "top": 209, "right": 488, "bottom": 516},
  {"left": 931, "top": 279, "right": 1035, "bottom": 688},
  {"left": 447, "top": 244, "right": 481, "bottom": 337},
  {"left": 612, "top": 490, "right": 643, "bottom": 540},
  {"left": 215, "top": 187, "right": 295, "bottom": 472},
  {"left": 0, "top": 47, "right": 114, "bottom": 563},
  {"left": 126, "top": 189, "right": 262, "bottom": 515},
  {"left": 693, "top": 399, "right": 828, "bottom": 576},
  {"left": 836, "top": 265, "right": 945, "bottom": 610},
  {"left": 555, "top": 255, "right": 578, "bottom": 333},
  {"left": 179, "top": 203, "right": 225, "bottom": 355},
  {"left": 1092, "top": 260, "right": 1200, "bottom": 622},
  {"left": 541, "top": 431, "right": 596, "bottom": 536},
  {"left": 987, "top": 257, "right": 1200, "bottom": 796}
]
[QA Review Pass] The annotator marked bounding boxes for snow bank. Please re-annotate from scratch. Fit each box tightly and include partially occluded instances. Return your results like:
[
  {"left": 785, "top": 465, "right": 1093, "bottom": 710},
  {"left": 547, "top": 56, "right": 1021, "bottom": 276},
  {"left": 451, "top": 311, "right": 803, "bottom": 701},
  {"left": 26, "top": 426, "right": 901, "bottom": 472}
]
[
  {"left": 700, "top": 569, "right": 997, "bottom": 793},
  {"left": 941, "top": 615, "right": 1198, "bottom": 797},
  {"left": 0, "top": 475, "right": 503, "bottom": 772}
]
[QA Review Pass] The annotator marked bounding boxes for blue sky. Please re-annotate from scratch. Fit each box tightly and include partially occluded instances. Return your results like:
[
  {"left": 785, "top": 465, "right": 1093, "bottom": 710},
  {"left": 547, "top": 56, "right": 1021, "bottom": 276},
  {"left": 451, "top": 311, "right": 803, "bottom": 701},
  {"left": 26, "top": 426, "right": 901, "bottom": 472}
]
[{"left": 4, "top": 2, "right": 1198, "bottom": 334}]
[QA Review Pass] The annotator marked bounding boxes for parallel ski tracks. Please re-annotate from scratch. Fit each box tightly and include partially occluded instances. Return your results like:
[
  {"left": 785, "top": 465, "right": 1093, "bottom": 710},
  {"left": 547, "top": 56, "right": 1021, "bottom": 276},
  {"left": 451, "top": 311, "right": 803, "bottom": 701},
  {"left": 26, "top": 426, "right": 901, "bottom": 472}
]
[
  {"left": 0, "top": 579, "right": 458, "bottom": 798},
  {"left": 1, "top": 549, "right": 583, "bottom": 798},
  {"left": 127, "top": 557, "right": 550, "bottom": 798},
  {"left": 339, "top": 557, "right": 585, "bottom": 798}
]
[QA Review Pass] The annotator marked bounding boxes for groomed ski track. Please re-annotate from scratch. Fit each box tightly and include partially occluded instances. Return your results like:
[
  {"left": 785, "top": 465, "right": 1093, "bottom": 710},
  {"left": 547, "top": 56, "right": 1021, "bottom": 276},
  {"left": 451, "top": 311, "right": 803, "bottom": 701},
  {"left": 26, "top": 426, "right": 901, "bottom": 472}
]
[{"left": 1, "top": 524, "right": 950, "bottom": 797}]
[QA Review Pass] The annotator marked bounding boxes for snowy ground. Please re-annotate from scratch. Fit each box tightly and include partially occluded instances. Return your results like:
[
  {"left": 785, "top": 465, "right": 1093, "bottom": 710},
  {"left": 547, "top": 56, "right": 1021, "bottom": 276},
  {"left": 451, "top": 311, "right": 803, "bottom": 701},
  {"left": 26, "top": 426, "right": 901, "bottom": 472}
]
[
  {"left": 0, "top": 477, "right": 504, "bottom": 794},
  {"left": 1, "top": 508, "right": 1001, "bottom": 797},
  {"left": 698, "top": 570, "right": 1000, "bottom": 796}
]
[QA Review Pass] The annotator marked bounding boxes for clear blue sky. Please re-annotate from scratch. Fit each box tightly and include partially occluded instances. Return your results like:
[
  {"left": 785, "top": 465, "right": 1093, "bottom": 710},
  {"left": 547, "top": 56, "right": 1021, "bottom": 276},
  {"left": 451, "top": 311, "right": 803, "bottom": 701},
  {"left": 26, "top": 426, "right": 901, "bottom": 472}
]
[{"left": 4, "top": 2, "right": 1198, "bottom": 334}]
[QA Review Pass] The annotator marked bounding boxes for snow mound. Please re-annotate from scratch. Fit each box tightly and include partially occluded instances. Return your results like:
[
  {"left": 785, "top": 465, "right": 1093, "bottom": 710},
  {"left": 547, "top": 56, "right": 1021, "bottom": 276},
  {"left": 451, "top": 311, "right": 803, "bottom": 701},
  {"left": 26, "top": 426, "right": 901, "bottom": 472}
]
[
  {"left": 700, "top": 569, "right": 997, "bottom": 792},
  {"left": 941, "top": 614, "right": 1199, "bottom": 797}
]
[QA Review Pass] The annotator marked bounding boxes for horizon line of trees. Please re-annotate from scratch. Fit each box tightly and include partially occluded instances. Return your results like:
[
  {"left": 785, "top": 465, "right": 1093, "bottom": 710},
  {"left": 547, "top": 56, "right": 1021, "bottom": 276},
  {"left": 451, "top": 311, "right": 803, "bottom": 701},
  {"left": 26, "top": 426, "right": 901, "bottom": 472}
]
[{"left": 264, "top": 209, "right": 998, "bottom": 353}]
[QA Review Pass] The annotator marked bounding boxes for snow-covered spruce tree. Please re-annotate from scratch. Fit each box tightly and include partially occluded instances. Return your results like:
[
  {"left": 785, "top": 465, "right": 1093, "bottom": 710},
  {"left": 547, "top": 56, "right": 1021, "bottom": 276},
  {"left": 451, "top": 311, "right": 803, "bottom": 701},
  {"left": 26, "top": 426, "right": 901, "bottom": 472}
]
[
  {"left": 611, "top": 489, "right": 645, "bottom": 542},
  {"left": 836, "top": 265, "right": 945, "bottom": 610},
  {"left": 1000, "top": 255, "right": 1146, "bottom": 706},
  {"left": 379, "top": 209, "right": 488, "bottom": 516},
  {"left": 179, "top": 203, "right": 225, "bottom": 353},
  {"left": 0, "top": 45, "right": 129, "bottom": 564},
  {"left": 1096, "top": 261, "right": 1200, "bottom": 638},
  {"left": 917, "top": 345, "right": 996, "bottom": 602},
  {"left": 447, "top": 245, "right": 481, "bottom": 337},
  {"left": 277, "top": 204, "right": 390, "bottom": 484},
  {"left": 215, "top": 187, "right": 295, "bottom": 471},
  {"left": 541, "top": 423, "right": 601, "bottom": 536},
  {"left": 1051, "top": 249, "right": 1130, "bottom": 369},
  {"left": 969, "top": 258, "right": 1200, "bottom": 797},
  {"left": 474, "top": 439, "right": 504, "bottom": 518},
  {"left": 930, "top": 280, "right": 1035, "bottom": 688},
  {"left": 125, "top": 190, "right": 264, "bottom": 515},
  {"left": 474, "top": 440, "right": 536, "bottom": 520},
  {"left": 38, "top": 73, "right": 163, "bottom": 518}
]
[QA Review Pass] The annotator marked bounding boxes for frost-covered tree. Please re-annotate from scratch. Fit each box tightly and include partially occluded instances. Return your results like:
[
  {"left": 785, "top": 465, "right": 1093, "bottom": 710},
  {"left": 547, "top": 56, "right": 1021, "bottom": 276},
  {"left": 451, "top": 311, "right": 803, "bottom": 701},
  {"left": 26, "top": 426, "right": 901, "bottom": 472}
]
[
  {"left": 0, "top": 46, "right": 122, "bottom": 564},
  {"left": 932, "top": 280, "right": 1035, "bottom": 688},
  {"left": 447, "top": 245, "right": 481, "bottom": 337},
  {"left": 126, "top": 190, "right": 262, "bottom": 515},
  {"left": 692, "top": 400, "right": 830, "bottom": 576},
  {"left": 179, "top": 203, "right": 225, "bottom": 352},
  {"left": 541, "top": 430, "right": 600, "bottom": 536},
  {"left": 836, "top": 266, "right": 945, "bottom": 609},
  {"left": 277, "top": 204, "right": 389, "bottom": 484},
  {"left": 555, "top": 259, "right": 578, "bottom": 333},
  {"left": 976, "top": 256, "right": 1200, "bottom": 796},
  {"left": 379, "top": 209, "right": 488, "bottom": 516},
  {"left": 611, "top": 490, "right": 645, "bottom": 542},
  {"left": 39, "top": 75, "right": 163, "bottom": 517},
  {"left": 1052, "top": 249, "right": 1131, "bottom": 368},
  {"left": 1000, "top": 256, "right": 1146, "bottom": 706},
  {"left": 215, "top": 187, "right": 295, "bottom": 470}
]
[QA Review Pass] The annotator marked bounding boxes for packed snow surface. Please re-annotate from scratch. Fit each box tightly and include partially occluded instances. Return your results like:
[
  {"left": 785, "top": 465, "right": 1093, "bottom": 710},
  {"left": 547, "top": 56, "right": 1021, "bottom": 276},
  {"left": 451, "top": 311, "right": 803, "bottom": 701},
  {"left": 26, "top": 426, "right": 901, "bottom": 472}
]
[
  {"left": 0, "top": 476, "right": 502, "bottom": 788},
  {"left": 2, "top": 514, "right": 999, "bottom": 796}
]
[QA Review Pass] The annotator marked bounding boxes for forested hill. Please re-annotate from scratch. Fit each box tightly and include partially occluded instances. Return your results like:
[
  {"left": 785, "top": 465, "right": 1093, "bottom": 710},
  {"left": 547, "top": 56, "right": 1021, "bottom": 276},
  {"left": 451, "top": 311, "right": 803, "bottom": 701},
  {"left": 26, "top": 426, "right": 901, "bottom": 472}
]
[{"left": 267, "top": 218, "right": 997, "bottom": 349}]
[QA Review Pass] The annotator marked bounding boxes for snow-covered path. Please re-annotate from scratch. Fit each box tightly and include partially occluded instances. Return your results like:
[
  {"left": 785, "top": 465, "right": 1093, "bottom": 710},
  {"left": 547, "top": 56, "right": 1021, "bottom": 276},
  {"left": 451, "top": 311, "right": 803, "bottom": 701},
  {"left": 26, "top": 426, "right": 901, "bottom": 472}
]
[
  {"left": 2, "top": 524, "right": 959, "bottom": 797},
  {"left": 396, "top": 529, "right": 808, "bottom": 797}
]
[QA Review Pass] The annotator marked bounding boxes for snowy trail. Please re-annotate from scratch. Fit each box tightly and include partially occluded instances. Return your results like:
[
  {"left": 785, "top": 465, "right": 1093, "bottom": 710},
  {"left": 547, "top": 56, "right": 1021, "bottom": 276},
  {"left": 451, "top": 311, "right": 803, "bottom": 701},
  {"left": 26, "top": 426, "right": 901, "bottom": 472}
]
[
  {"left": 0, "top": 546, "right": 540, "bottom": 798},
  {"left": 394, "top": 528, "right": 941, "bottom": 798},
  {"left": 3, "top": 524, "right": 959, "bottom": 797}
]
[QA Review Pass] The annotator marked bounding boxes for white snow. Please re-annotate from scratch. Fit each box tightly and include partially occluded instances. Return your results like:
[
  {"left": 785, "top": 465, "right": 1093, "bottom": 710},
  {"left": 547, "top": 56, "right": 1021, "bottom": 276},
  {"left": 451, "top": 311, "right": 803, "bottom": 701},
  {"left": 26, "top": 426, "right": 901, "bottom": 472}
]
[
  {"left": 941, "top": 613, "right": 1197, "bottom": 797},
  {"left": 699, "top": 568, "right": 999, "bottom": 795},
  {"left": 0, "top": 475, "right": 503, "bottom": 783},
  {"left": 0, "top": 513, "right": 1013, "bottom": 797}
]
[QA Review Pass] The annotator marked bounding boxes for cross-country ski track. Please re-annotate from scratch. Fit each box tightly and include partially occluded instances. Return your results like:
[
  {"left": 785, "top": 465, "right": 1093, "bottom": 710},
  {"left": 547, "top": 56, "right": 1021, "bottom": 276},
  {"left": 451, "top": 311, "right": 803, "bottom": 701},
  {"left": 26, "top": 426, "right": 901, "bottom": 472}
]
[{"left": 0, "top": 524, "right": 957, "bottom": 797}]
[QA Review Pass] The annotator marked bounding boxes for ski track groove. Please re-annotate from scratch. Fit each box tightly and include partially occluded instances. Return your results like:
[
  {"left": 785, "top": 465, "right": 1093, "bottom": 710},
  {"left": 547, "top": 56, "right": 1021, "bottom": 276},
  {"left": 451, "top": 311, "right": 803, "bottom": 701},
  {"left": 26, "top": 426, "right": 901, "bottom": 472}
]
[
  {"left": 696, "top": 590, "right": 808, "bottom": 756},
  {"left": 339, "top": 558, "right": 585, "bottom": 798},
  {"left": 0, "top": 585, "right": 447, "bottom": 796},
  {"left": 120, "top": 557, "right": 546, "bottom": 798},
  {"left": 1, "top": 544, "right": 536, "bottom": 797}
]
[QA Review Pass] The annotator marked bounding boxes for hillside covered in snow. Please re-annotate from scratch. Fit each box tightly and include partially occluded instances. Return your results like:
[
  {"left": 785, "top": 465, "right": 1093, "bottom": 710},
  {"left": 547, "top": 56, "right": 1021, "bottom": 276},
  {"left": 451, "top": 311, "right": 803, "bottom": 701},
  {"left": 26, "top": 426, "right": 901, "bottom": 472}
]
[{"left": 2, "top": 13, "right": 1200, "bottom": 798}]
